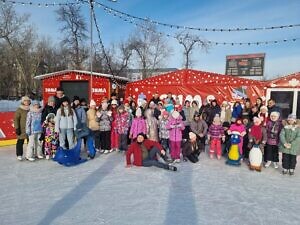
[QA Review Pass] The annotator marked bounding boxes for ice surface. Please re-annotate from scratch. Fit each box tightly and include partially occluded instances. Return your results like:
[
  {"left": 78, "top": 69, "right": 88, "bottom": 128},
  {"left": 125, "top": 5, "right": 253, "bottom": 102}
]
[{"left": 0, "top": 145, "right": 299, "bottom": 225}]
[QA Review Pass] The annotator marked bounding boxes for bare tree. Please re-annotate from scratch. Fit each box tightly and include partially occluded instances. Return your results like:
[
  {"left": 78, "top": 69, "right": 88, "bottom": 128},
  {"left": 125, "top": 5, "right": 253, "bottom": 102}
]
[
  {"left": 129, "top": 22, "right": 171, "bottom": 79},
  {"left": 56, "top": 5, "right": 88, "bottom": 69},
  {"left": 0, "top": 4, "right": 40, "bottom": 96},
  {"left": 176, "top": 31, "right": 209, "bottom": 69}
]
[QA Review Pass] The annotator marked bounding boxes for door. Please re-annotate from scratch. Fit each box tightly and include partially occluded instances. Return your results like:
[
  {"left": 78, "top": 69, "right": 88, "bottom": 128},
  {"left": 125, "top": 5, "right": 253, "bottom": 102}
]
[
  {"left": 61, "top": 81, "right": 89, "bottom": 102},
  {"left": 270, "top": 91, "right": 293, "bottom": 119},
  {"left": 297, "top": 91, "right": 300, "bottom": 118}
]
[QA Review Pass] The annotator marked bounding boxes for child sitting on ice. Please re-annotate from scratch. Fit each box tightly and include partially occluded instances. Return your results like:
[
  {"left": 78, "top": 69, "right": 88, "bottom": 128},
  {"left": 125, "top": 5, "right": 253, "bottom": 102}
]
[{"left": 207, "top": 115, "right": 225, "bottom": 160}]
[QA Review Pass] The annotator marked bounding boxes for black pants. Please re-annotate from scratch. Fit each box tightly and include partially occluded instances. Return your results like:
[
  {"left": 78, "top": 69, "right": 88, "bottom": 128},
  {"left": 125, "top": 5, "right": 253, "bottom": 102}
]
[
  {"left": 93, "top": 130, "right": 101, "bottom": 149},
  {"left": 16, "top": 139, "right": 25, "bottom": 156},
  {"left": 118, "top": 134, "right": 128, "bottom": 151},
  {"left": 264, "top": 144, "right": 279, "bottom": 162},
  {"left": 282, "top": 153, "right": 297, "bottom": 170},
  {"left": 243, "top": 135, "right": 250, "bottom": 159},
  {"left": 142, "top": 147, "right": 169, "bottom": 169},
  {"left": 160, "top": 138, "right": 169, "bottom": 154},
  {"left": 187, "top": 152, "right": 200, "bottom": 163},
  {"left": 99, "top": 130, "right": 111, "bottom": 150}
]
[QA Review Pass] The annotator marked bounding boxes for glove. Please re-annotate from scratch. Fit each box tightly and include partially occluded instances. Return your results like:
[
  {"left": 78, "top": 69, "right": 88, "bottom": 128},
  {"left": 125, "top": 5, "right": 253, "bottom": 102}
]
[{"left": 15, "top": 128, "right": 21, "bottom": 136}]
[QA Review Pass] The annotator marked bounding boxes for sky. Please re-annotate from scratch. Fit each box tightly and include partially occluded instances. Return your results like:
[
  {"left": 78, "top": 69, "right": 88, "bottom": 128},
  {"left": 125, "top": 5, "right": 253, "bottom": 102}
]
[{"left": 10, "top": 0, "right": 300, "bottom": 79}]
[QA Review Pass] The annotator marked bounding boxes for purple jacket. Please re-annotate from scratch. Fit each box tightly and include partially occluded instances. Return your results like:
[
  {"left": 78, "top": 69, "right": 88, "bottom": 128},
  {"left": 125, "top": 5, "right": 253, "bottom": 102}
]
[
  {"left": 266, "top": 120, "right": 282, "bottom": 145},
  {"left": 166, "top": 115, "right": 185, "bottom": 142},
  {"left": 130, "top": 117, "right": 147, "bottom": 139}
]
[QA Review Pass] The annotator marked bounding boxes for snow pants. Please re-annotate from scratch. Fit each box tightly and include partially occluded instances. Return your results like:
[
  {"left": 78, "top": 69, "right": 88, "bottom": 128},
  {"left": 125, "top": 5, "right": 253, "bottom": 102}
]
[{"left": 170, "top": 141, "right": 181, "bottom": 160}]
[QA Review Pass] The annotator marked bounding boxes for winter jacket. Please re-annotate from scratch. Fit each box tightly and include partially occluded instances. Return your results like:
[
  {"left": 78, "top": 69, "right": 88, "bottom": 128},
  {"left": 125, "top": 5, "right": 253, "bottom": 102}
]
[
  {"left": 55, "top": 107, "right": 78, "bottom": 132},
  {"left": 208, "top": 124, "right": 224, "bottom": 139},
  {"left": 41, "top": 104, "right": 55, "bottom": 124},
  {"left": 279, "top": 125, "right": 300, "bottom": 156},
  {"left": 166, "top": 115, "right": 185, "bottom": 142},
  {"left": 87, "top": 108, "right": 100, "bottom": 131},
  {"left": 207, "top": 105, "right": 221, "bottom": 125},
  {"left": 182, "top": 140, "right": 201, "bottom": 158},
  {"left": 126, "top": 139, "right": 164, "bottom": 166},
  {"left": 26, "top": 107, "right": 42, "bottom": 135},
  {"left": 183, "top": 106, "right": 194, "bottom": 125},
  {"left": 248, "top": 125, "right": 267, "bottom": 150},
  {"left": 130, "top": 117, "right": 147, "bottom": 139},
  {"left": 14, "top": 105, "right": 30, "bottom": 139},
  {"left": 74, "top": 106, "right": 87, "bottom": 125},
  {"left": 220, "top": 107, "right": 232, "bottom": 123},
  {"left": 232, "top": 104, "right": 243, "bottom": 120},
  {"left": 158, "top": 118, "right": 169, "bottom": 139},
  {"left": 116, "top": 112, "right": 130, "bottom": 134},
  {"left": 266, "top": 120, "right": 282, "bottom": 145},
  {"left": 146, "top": 117, "right": 159, "bottom": 141},
  {"left": 229, "top": 124, "right": 246, "bottom": 136},
  {"left": 190, "top": 119, "right": 208, "bottom": 136},
  {"left": 96, "top": 110, "right": 112, "bottom": 131}
]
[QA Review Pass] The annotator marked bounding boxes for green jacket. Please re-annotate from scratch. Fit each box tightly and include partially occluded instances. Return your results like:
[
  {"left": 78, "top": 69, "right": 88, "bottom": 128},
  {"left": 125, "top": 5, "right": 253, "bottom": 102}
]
[
  {"left": 279, "top": 125, "right": 300, "bottom": 155},
  {"left": 14, "top": 105, "right": 30, "bottom": 139}
]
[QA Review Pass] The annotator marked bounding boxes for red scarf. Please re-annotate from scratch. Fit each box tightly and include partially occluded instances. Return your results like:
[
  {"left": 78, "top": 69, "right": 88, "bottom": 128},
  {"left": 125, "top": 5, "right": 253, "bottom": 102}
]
[{"left": 250, "top": 125, "right": 262, "bottom": 141}]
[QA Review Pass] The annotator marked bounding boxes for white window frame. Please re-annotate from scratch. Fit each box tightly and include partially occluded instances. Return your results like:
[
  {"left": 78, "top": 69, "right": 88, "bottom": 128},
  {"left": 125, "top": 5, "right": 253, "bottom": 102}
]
[{"left": 266, "top": 88, "right": 299, "bottom": 115}]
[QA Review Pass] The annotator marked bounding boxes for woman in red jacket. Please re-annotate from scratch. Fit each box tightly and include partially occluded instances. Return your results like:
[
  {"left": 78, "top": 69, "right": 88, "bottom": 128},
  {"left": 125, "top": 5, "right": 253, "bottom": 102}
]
[{"left": 126, "top": 133, "right": 177, "bottom": 171}]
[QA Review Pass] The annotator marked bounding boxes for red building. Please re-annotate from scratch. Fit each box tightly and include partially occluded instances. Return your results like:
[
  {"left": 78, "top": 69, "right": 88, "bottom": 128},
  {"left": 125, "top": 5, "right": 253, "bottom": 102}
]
[{"left": 34, "top": 70, "right": 129, "bottom": 105}]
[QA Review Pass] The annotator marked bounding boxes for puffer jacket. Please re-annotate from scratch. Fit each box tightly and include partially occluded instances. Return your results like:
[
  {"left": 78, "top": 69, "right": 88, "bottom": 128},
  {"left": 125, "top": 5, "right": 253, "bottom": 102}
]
[
  {"left": 116, "top": 112, "right": 130, "bottom": 134},
  {"left": 130, "top": 117, "right": 147, "bottom": 139},
  {"left": 14, "top": 105, "right": 30, "bottom": 139},
  {"left": 279, "top": 125, "right": 300, "bottom": 155},
  {"left": 266, "top": 120, "right": 282, "bottom": 145},
  {"left": 96, "top": 110, "right": 113, "bottom": 131},
  {"left": 87, "top": 108, "right": 100, "bottom": 131},
  {"left": 55, "top": 107, "right": 78, "bottom": 132},
  {"left": 26, "top": 107, "right": 42, "bottom": 135},
  {"left": 159, "top": 118, "right": 169, "bottom": 139},
  {"left": 166, "top": 115, "right": 185, "bottom": 142}
]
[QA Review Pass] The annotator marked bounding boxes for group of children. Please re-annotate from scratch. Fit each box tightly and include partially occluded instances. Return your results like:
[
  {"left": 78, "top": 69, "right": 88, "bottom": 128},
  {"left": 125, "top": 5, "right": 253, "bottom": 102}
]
[{"left": 14, "top": 94, "right": 300, "bottom": 175}]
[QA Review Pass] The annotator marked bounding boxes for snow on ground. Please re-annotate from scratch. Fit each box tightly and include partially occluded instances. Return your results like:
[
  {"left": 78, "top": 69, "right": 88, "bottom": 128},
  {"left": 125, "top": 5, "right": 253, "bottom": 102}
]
[{"left": 0, "top": 145, "right": 299, "bottom": 225}]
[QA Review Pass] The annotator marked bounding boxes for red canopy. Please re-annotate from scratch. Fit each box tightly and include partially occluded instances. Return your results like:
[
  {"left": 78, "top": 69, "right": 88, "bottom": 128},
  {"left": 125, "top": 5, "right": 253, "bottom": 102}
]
[
  {"left": 265, "top": 72, "right": 300, "bottom": 88},
  {"left": 126, "top": 69, "right": 266, "bottom": 104}
]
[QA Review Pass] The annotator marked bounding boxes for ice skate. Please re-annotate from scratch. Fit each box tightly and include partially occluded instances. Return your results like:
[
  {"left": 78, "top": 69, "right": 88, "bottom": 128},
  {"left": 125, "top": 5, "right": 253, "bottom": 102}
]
[{"left": 264, "top": 161, "right": 271, "bottom": 168}]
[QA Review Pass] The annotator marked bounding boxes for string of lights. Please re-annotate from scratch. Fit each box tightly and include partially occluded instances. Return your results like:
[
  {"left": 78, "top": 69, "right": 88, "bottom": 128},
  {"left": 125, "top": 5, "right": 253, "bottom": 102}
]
[
  {"left": 93, "top": 1, "right": 300, "bottom": 32},
  {"left": 0, "top": 0, "right": 84, "bottom": 7},
  {"left": 98, "top": 4, "right": 300, "bottom": 46},
  {"left": 2, "top": 0, "right": 299, "bottom": 46},
  {"left": 90, "top": 2, "right": 123, "bottom": 87}
]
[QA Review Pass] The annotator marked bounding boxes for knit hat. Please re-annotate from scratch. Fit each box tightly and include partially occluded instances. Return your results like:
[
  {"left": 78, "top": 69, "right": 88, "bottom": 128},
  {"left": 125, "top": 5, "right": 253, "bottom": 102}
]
[
  {"left": 31, "top": 100, "right": 40, "bottom": 107},
  {"left": 189, "top": 132, "right": 197, "bottom": 140},
  {"left": 149, "top": 101, "right": 156, "bottom": 107},
  {"left": 253, "top": 116, "right": 262, "bottom": 125},
  {"left": 48, "top": 96, "right": 55, "bottom": 104},
  {"left": 194, "top": 111, "right": 200, "bottom": 117},
  {"left": 90, "top": 99, "right": 96, "bottom": 107},
  {"left": 111, "top": 99, "right": 118, "bottom": 105},
  {"left": 287, "top": 114, "right": 296, "bottom": 120},
  {"left": 162, "top": 110, "right": 169, "bottom": 117},
  {"left": 270, "top": 111, "right": 280, "bottom": 118},
  {"left": 260, "top": 106, "right": 268, "bottom": 112},
  {"left": 172, "top": 110, "right": 180, "bottom": 119},
  {"left": 136, "top": 108, "right": 142, "bottom": 117},
  {"left": 21, "top": 96, "right": 31, "bottom": 104}
]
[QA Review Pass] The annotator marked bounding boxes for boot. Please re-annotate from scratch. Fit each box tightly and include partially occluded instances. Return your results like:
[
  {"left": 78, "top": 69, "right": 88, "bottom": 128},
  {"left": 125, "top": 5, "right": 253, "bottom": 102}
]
[
  {"left": 282, "top": 169, "right": 288, "bottom": 175},
  {"left": 289, "top": 169, "right": 295, "bottom": 175},
  {"left": 273, "top": 162, "right": 279, "bottom": 169},
  {"left": 168, "top": 165, "right": 177, "bottom": 171},
  {"left": 264, "top": 161, "right": 272, "bottom": 168}
]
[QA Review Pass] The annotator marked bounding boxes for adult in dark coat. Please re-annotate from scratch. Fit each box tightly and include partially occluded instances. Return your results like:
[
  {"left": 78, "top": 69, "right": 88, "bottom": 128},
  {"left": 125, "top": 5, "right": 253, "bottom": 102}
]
[
  {"left": 207, "top": 99, "right": 221, "bottom": 126},
  {"left": 14, "top": 96, "right": 31, "bottom": 160},
  {"left": 53, "top": 87, "right": 65, "bottom": 113},
  {"left": 41, "top": 96, "right": 56, "bottom": 123},
  {"left": 267, "top": 99, "right": 282, "bottom": 118}
]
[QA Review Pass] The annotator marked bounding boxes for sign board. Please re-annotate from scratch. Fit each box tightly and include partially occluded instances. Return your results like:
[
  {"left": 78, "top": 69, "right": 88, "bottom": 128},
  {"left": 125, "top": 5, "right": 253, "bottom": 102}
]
[{"left": 226, "top": 53, "right": 265, "bottom": 76}]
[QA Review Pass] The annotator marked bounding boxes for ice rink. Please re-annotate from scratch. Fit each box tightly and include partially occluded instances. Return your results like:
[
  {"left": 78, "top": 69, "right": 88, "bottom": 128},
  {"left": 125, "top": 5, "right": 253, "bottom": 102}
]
[{"left": 0, "top": 145, "right": 299, "bottom": 225}]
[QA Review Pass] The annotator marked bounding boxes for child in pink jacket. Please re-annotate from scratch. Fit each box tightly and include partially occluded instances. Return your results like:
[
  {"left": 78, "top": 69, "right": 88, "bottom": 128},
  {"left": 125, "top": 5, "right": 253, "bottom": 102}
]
[
  {"left": 129, "top": 108, "right": 146, "bottom": 141},
  {"left": 166, "top": 110, "right": 185, "bottom": 163},
  {"left": 228, "top": 118, "right": 246, "bottom": 156}
]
